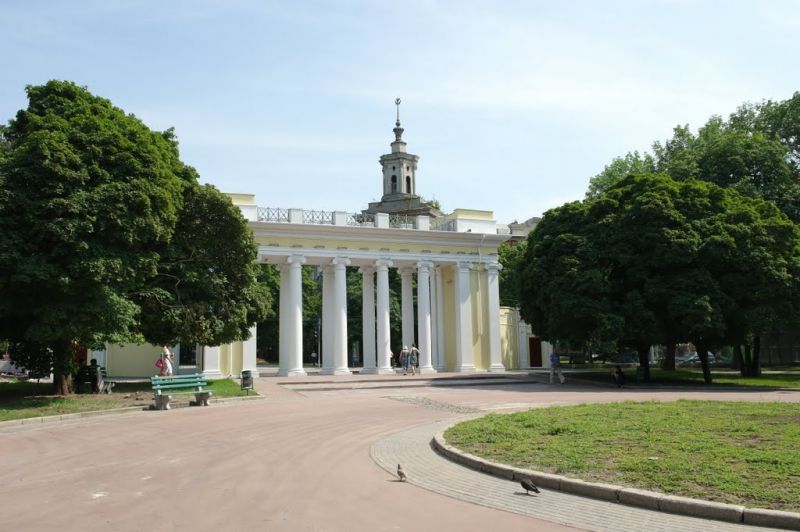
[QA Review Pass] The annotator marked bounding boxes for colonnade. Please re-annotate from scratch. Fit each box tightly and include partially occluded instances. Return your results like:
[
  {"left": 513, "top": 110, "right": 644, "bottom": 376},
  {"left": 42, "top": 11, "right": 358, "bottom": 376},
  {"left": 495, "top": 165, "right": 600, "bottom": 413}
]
[{"left": 273, "top": 255, "right": 506, "bottom": 376}]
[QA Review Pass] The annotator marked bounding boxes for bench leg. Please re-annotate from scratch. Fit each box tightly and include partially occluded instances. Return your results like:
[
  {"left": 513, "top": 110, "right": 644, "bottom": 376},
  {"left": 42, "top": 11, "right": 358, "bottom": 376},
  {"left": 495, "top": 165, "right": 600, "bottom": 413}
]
[
  {"left": 193, "top": 392, "right": 212, "bottom": 406},
  {"left": 154, "top": 395, "right": 172, "bottom": 410}
]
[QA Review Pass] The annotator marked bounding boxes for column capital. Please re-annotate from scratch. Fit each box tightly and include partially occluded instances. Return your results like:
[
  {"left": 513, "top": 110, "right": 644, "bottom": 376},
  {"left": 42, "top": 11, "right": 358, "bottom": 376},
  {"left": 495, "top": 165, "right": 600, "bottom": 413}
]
[
  {"left": 416, "top": 261, "right": 434, "bottom": 273},
  {"left": 286, "top": 254, "right": 306, "bottom": 265},
  {"left": 485, "top": 261, "right": 503, "bottom": 273},
  {"left": 331, "top": 257, "right": 351, "bottom": 268},
  {"left": 359, "top": 265, "right": 375, "bottom": 275},
  {"left": 400, "top": 266, "right": 415, "bottom": 277},
  {"left": 374, "top": 258, "right": 393, "bottom": 270},
  {"left": 457, "top": 261, "right": 474, "bottom": 272}
]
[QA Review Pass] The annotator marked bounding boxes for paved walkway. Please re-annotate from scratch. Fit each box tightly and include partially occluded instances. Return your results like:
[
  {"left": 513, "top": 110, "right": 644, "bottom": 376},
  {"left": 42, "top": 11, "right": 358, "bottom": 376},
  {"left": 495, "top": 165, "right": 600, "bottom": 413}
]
[{"left": 1, "top": 373, "right": 796, "bottom": 531}]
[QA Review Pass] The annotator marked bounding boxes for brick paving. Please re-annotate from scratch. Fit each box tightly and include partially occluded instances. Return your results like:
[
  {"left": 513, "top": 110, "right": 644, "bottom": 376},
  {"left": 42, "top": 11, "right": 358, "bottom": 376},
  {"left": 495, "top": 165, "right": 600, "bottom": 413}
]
[
  {"left": 1, "top": 372, "right": 796, "bottom": 531},
  {"left": 372, "top": 417, "right": 777, "bottom": 532}
]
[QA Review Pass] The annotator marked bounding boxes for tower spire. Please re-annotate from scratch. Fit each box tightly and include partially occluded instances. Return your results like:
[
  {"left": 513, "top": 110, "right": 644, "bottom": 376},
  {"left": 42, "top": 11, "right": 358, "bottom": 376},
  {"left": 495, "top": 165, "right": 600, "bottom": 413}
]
[{"left": 393, "top": 97, "right": 404, "bottom": 141}]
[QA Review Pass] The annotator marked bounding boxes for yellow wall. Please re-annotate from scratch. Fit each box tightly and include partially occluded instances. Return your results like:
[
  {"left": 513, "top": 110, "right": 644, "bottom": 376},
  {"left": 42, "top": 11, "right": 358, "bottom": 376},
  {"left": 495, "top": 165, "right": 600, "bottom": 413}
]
[
  {"left": 470, "top": 268, "right": 489, "bottom": 370},
  {"left": 106, "top": 343, "right": 162, "bottom": 378},
  {"left": 499, "top": 307, "right": 519, "bottom": 369},
  {"left": 441, "top": 265, "right": 456, "bottom": 371}
]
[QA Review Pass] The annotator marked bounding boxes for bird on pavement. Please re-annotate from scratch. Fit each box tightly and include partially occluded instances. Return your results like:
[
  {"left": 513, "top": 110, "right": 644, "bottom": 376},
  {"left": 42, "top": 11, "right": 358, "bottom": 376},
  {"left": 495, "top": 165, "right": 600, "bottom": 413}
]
[
  {"left": 397, "top": 464, "right": 407, "bottom": 482},
  {"left": 520, "top": 477, "right": 540, "bottom": 495}
]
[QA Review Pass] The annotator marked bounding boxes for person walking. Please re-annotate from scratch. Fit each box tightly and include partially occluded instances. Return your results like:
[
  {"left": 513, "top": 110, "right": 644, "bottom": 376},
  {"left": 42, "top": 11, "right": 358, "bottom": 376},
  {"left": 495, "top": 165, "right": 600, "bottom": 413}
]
[
  {"left": 410, "top": 344, "right": 419, "bottom": 375},
  {"left": 159, "top": 346, "right": 174, "bottom": 377},
  {"left": 400, "top": 345, "right": 410, "bottom": 375},
  {"left": 549, "top": 348, "right": 565, "bottom": 384}
]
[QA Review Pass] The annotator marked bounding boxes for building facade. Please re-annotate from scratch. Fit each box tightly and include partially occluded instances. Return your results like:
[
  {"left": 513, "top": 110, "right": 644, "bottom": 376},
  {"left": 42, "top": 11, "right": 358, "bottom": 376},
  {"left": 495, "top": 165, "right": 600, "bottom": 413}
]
[{"left": 96, "top": 107, "right": 544, "bottom": 378}]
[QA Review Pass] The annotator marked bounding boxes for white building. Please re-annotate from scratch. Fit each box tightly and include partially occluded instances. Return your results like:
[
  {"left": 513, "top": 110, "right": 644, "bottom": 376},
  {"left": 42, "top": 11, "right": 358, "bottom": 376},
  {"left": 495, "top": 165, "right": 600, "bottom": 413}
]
[{"left": 96, "top": 109, "right": 543, "bottom": 378}]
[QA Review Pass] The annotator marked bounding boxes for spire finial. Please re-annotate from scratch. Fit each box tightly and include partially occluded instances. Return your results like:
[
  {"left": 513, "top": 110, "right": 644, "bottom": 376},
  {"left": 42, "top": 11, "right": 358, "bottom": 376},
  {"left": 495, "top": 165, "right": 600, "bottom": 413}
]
[{"left": 393, "top": 97, "right": 404, "bottom": 142}]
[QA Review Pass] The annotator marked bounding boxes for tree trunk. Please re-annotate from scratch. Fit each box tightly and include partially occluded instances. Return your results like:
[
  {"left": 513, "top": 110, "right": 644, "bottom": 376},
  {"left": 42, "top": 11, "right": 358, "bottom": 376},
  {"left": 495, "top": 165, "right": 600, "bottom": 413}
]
[
  {"left": 51, "top": 340, "right": 75, "bottom": 396},
  {"left": 751, "top": 335, "right": 762, "bottom": 377},
  {"left": 637, "top": 344, "right": 651, "bottom": 382},
  {"left": 743, "top": 344, "right": 753, "bottom": 377},
  {"left": 696, "top": 342, "right": 712, "bottom": 384},
  {"left": 733, "top": 345, "right": 746, "bottom": 376},
  {"left": 661, "top": 342, "right": 676, "bottom": 371}
]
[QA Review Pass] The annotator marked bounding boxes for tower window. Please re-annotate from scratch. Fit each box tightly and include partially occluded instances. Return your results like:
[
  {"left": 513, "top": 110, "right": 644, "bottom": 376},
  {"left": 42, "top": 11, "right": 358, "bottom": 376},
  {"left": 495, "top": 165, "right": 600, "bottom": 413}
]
[
  {"left": 406, "top": 176, "right": 412, "bottom": 193},
  {"left": 391, "top": 175, "right": 397, "bottom": 193}
]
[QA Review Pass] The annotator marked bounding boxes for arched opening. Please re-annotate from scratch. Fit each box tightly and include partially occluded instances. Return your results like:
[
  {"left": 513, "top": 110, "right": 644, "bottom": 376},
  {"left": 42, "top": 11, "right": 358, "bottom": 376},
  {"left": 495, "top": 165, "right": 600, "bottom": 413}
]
[
  {"left": 391, "top": 175, "right": 397, "bottom": 193},
  {"left": 406, "top": 176, "right": 412, "bottom": 194}
]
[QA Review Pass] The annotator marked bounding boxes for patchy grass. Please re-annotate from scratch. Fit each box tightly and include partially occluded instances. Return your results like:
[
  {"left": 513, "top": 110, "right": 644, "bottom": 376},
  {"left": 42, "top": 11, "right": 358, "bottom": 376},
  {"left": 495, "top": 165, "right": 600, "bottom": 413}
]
[
  {"left": 575, "top": 368, "right": 800, "bottom": 388},
  {"left": 445, "top": 400, "right": 800, "bottom": 512},
  {"left": 0, "top": 377, "right": 253, "bottom": 422}
]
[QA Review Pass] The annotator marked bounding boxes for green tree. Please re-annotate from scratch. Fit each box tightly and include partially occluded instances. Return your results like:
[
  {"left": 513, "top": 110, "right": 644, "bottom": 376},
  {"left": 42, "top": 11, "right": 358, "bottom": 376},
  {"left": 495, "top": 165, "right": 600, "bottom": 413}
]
[
  {"left": 585, "top": 151, "right": 656, "bottom": 199},
  {"left": 137, "top": 184, "right": 271, "bottom": 346},
  {"left": 497, "top": 241, "right": 526, "bottom": 307},
  {"left": 524, "top": 174, "right": 800, "bottom": 383},
  {"left": 0, "top": 81, "right": 268, "bottom": 393}
]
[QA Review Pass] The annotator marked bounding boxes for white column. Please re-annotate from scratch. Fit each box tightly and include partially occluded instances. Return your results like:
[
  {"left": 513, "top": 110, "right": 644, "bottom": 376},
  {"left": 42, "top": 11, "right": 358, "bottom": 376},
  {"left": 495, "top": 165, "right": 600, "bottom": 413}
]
[
  {"left": 416, "top": 261, "right": 435, "bottom": 373},
  {"left": 360, "top": 266, "right": 377, "bottom": 374},
  {"left": 435, "top": 265, "right": 446, "bottom": 371},
  {"left": 332, "top": 257, "right": 352, "bottom": 375},
  {"left": 454, "top": 261, "right": 475, "bottom": 372},
  {"left": 242, "top": 324, "right": 260, "bottom": 377},
  {"left": 400, "top": 267, "right": 415, "bottom": 348},
  {"left": 320, "top": 265, "right": 335, "bottom": 375},
  {"left": 375, "top": 259, "right": 394, "bottom": 374},
  {"left": 201, "top": 345, "right": 223, "bottom": 379},
  {"left": 278, "top": 255, "right": 306, "bottom": 377},
  {"left": 486, "top": 262, "right": 505, "bottom": 372}
]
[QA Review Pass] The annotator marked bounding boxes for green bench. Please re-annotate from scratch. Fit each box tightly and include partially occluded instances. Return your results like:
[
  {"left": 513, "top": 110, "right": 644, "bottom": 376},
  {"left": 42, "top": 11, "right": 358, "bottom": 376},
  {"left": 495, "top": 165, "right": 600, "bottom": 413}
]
[{"left": 151, "top": 373, "right": 213, "bottom": 410}]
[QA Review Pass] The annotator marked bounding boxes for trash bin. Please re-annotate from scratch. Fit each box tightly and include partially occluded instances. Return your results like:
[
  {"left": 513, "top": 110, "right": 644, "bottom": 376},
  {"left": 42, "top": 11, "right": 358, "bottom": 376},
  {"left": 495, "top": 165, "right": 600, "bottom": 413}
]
[{"left": 241, "top": 370, "right": 253, "bottom": 391}]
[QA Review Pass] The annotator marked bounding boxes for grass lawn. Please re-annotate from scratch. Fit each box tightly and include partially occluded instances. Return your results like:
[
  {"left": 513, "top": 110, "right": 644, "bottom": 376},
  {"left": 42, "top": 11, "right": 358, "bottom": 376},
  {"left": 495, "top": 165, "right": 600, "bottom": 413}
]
[
  {"left": 0, "top": 377, "right": 254, "bottom": 422},
  {"left": 445, "top": 400, "right": 800, "bottom": 511},
  {"left": 574, "top": 367, "right": 800, "bottom": 388}
]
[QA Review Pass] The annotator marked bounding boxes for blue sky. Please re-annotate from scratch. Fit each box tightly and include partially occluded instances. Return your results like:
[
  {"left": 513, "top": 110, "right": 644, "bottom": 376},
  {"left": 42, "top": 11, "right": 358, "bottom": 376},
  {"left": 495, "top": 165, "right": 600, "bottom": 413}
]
[{"left": 2, "top": 0, "right": 798, "bottom": 224}]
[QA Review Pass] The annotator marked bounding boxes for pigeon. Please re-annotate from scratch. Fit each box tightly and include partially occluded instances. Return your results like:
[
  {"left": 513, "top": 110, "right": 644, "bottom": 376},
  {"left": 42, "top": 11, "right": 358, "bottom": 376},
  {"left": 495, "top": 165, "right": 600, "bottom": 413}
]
[
  {"left": 397, "top": 464, "right": 407, "bottom": 482},
  {"left": 520, "top": 477, "right": 540, "bottom": 495}
]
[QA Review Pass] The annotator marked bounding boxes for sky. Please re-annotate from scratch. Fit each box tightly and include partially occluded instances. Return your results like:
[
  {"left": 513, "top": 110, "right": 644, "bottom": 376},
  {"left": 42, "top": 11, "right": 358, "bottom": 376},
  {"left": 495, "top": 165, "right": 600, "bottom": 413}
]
[{"left": 1, "top": 0, "right": 798, "bottom": 224}]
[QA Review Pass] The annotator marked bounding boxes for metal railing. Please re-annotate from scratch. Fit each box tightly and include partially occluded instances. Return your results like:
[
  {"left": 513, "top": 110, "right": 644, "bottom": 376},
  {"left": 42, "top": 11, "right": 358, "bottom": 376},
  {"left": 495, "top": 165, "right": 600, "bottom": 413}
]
[
  {"left": 257, "top": 207, "right": 289, "bottom": 223},
  {"left": 430, "top": 218, "right": 456, "bottom": 232},
  {"left": 347, "top": 212, "right": 375, "bottom": 226},
  {"left": 303, "top": 209, "right": 333, "bottom": 225},
  {"left": 389, "top": 214, "right": 412, "bottom": 228}
]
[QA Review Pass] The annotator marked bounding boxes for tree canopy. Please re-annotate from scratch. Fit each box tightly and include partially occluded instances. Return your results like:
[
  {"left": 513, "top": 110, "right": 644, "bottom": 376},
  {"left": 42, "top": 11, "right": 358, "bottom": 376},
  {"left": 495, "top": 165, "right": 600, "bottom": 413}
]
[
  {"left": 521, "top": 174, "right": 800, "bottom": 382},
  {"left": 0, "top": 81, "right": 270, "bottom": 393},
  {"left": 586, "top": 92, "right": 800, "bottom": 223}
]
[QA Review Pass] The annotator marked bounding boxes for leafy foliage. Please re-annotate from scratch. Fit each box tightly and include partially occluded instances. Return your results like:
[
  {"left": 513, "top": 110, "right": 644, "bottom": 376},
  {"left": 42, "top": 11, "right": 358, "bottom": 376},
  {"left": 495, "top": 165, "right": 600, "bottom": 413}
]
[
  {"left": 0, "top": 81, "right": 269, "bottom": 392},
  {"left": 520, "top": 174, "right": 800, "bottom": 382}
]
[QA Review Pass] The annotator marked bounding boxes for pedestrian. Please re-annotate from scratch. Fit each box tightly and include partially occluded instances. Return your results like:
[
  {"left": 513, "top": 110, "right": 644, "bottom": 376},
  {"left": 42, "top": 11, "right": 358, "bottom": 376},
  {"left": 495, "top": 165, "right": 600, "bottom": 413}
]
[
  {"left": 410, "top": 344, "right": 420, "bottom": 375},
  {"left": 400, "top": 345, "right": 410, "bottom": 375},
  {"left": 612, "top": 365, "right": 626, "bottom": 388},
  {"left": 158, "top": 346, "right": 174, "bottom": 377},
  {"left": 549, "top": 347, "right": 565, "bottom": 384}
]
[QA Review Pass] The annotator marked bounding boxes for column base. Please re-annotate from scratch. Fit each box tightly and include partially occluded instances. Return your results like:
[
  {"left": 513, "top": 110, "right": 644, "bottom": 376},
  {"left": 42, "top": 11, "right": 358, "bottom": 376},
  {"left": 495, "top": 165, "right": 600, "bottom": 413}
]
[
  {"left": 418, "top": 366, "right": 437, "bottom": 374},
  {"left": 333, "top": 368, "right": 352, "bottom": 375},
  {"left": 488, "top": 364, "right": 506, "bottom": 373},
  {"left": 202, "top": 369, "right": 225, "bottom": 380}
]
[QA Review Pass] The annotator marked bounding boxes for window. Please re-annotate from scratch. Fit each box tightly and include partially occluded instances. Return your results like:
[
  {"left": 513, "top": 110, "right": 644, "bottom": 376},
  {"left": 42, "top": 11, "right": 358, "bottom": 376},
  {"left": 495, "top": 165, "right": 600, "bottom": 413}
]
[
  {"left": 391, "top": 175, "right": 397, "bottom": 192},
  {"left": 406, "top": 176, "right": 412, "bottom": 193}
]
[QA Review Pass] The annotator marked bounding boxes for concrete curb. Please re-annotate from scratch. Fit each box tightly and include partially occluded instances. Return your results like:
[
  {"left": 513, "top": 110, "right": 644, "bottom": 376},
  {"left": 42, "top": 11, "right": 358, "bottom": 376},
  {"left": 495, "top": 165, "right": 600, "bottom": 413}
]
[
  {"left": 0, "top": 393, "right": 265, "bottom": 429},
  {"left": 432, "top": 426, "right": 800, "bottom": 530}
]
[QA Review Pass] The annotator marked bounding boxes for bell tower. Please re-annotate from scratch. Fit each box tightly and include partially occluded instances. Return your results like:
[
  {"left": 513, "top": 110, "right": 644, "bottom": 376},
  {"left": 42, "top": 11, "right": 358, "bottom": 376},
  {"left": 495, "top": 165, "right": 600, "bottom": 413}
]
[
  {"left": 379, "top": 98, "right": 419, "bottom": 199},
  {"left": 363, "top": 98, "right": 442, "bottom": 218}
]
